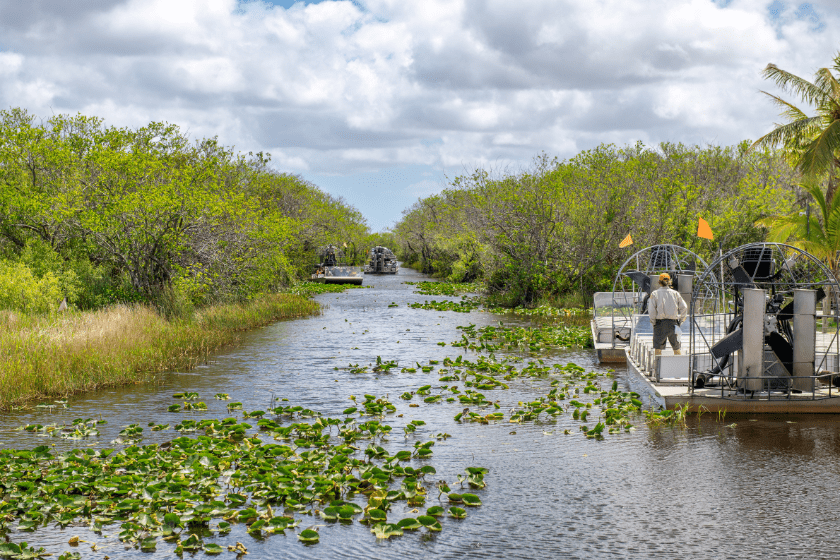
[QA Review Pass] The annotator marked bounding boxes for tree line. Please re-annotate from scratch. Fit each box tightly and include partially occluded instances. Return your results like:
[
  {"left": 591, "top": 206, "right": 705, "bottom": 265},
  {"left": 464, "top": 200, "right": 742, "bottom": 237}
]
[
  {"left": 0, "top": 108, "right": 376, "bottom": 315},
  {"left": 393, "top": 142, "right": 799, "bottom": 307}
]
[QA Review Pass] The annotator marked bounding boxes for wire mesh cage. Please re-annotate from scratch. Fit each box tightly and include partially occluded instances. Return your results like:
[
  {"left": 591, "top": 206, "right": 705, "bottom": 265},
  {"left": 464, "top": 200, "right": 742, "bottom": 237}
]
[
  {"left": 689, "top": 242, "right": 840, "bottom": 397},
  {"left": 364, "top": 246, "right": 398, "bottom": 273},
  {"left": 605, "top": 245, "right": 708, "bottom": 348},
  {"left": 316, "top": 245, "right": 348, "bottom": 267}
]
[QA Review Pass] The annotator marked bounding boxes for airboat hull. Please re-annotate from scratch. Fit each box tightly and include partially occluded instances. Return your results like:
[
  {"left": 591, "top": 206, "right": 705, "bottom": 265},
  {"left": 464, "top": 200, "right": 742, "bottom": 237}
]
[
  {"left": 312, "top": 275, "right": 364, "bottom": 285},
  {"left": 590, "top": 320, "right": 628, "bottom": 363},
  {"left": 626, "top": 348, "right": 840, "bottom": 413}
]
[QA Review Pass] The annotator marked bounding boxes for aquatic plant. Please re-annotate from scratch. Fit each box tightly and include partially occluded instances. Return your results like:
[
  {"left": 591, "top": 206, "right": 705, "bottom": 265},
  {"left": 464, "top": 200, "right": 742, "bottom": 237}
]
[
  {"left": 453, "top": 322, "right": 592, "bottom": 353},
  {"left": 410, "top": 281, "right": 481, "bottom": 296},
  {"left": 287, "top": 281, "right": 368, "bottom": 298},
  {"left": 644, "top": 403, "right": 690, "bottom": 427},
  {"left": 408, "top": 298, "right": 481, "bottom": 313},
  {"left": 373, "top": 356, "right": 399, "bottom": 372},
  {"left": 5, "top": 402, "right": 487, "bottom": 555}
]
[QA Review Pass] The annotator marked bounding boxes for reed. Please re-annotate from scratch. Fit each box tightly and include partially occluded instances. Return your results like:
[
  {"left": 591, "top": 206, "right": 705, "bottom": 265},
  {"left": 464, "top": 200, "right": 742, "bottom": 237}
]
[{"left": 0, "top": 293, "right": 319, "bottom": 409}]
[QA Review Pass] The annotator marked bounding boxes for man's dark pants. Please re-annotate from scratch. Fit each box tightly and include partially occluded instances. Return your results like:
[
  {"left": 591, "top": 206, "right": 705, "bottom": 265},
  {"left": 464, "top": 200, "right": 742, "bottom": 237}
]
[{"left": 653, "top": 318, "right": 680, "bottom": 350}]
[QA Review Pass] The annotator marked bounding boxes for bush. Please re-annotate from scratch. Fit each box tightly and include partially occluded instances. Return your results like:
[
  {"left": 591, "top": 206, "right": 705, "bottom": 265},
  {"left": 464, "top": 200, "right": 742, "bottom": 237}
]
[{"left": 0, "top": 262, "right": 63, "bottom": 313}]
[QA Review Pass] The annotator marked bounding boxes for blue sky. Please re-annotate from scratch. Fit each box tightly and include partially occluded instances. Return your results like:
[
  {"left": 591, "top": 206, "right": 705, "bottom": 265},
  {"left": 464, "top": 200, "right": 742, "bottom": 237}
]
[{"left": 0, "top": 0, "right": 837, "bottom": 230}]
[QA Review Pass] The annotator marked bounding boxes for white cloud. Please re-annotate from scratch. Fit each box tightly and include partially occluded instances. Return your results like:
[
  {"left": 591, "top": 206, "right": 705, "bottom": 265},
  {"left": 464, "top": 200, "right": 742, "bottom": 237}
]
[
  {"left": 404, "top": 179, "right": 443, "bottom": 198},
  {"left": 0, "top": 0, "right": 838, "bottom": 228}
]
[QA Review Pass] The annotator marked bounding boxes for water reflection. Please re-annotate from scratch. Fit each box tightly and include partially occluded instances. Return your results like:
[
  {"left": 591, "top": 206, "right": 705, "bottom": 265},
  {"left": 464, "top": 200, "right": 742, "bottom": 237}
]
[{"left": 2, "top": 269, "right": 840, "bottom": 558}]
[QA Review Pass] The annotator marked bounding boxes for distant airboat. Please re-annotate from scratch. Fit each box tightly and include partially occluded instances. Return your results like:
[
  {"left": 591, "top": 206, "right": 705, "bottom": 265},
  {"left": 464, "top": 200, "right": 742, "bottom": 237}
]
[
  {"left": 364, "top": 246, "right": 398, "bottom": 274},
  {"left": 311, "top": 245, "right": 363, "bottom": 285}
]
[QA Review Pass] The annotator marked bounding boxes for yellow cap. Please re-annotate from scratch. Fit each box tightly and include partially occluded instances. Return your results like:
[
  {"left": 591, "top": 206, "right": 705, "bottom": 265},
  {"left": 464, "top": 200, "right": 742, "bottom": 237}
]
[{"left": 659, "top": 273, "right": 671, "bottom": 282}]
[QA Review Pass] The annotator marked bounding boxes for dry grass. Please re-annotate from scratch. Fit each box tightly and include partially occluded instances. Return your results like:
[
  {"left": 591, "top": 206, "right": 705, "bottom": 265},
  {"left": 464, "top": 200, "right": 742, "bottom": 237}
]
[{"left": 0, "top": 293, "right": 319, "bottom": 409}]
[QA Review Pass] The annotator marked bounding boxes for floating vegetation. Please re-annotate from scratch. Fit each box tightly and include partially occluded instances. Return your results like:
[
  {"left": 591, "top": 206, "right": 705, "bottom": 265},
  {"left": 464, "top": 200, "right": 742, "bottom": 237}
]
[
  {"left": 644, "top": 403, "right": 690, "bottom": 427},
  {"left": 453, "top": 322, "right": 592, "bottom": 352},
  {"left": 444, "top": 360, "right": 644, "bottom": 437},
  {"left": 408, "top": 299, "right": 481, "bottom": 313},
  {"left": 407, "top": 281, "right": 481, "bottom": 296},
  {"left": 17, "top": 418, "right": 105, "bottom": 440},
  {"left": 373, "top": 356, "right": 399, "bottom": 372},
  {"left": 484, "top": 304, "right": 589, "bottom": 320},
  {"left": 289, "top": 281, "right": 369, "bottom": 297},
  {"left": 6, "top": 402, "right": 487, "bottom": 555},
  {"left": 0, "top": 542, "right": 48, "bottom": 559},
  {"left": 34, "top": 399, "right": 67, "bottom": 412}
]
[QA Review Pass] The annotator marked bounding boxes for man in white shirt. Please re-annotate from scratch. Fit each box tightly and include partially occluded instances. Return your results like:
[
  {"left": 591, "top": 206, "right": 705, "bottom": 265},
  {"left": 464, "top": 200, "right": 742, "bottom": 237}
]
[{"left": 648, "top": 273, "right": 688, "bottom": 355}]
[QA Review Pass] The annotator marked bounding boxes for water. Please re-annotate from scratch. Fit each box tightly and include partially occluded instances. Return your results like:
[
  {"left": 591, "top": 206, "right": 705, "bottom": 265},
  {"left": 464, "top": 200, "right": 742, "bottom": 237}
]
[{"left": 3, "top": 268, "right": 840, "bottom": 559}]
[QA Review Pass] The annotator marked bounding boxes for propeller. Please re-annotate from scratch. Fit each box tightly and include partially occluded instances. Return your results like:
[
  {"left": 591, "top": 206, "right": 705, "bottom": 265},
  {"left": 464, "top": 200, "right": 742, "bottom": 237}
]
[
  {"left": 623, "top": 271, "right": 651, "bottom": 294},
  {"left": 730, "top": 265, "right": 756, "bottom": 289}
]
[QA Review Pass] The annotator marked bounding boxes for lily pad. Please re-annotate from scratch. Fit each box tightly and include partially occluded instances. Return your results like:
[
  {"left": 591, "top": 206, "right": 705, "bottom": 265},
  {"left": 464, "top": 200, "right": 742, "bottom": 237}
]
[
  {"left": 426, "top": 506, "right": 444, "bottom": 517},
  {"left": 417, "top": 515, "right": 437, "bottom": 527},
  {"left": 448, "top": 506, "right": 467, "bottom": 519},
  {"left": 396, "top": 518, "right": 422, "bottom": 530},
  {"left": 204, "top": 543, "right": 224, "bottom": 554},
  {"left": 180, "top": 534, "right": 203, "bottom": 551},
  {"left": 461, "top": 493, "right": 482, "bottom": 506},
  {"left": 371, "top": 523, "right": 403, "bottom": 539},
  {"left": 298, "top": 529, "right": 319, "bottom": 543},
  {"left": 367, "top": 508, "right": 387, "bottom": 522}
]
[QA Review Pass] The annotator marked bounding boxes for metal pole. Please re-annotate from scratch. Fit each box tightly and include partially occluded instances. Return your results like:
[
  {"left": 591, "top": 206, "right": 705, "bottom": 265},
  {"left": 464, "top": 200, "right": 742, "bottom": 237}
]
[{"left": 806, "top": 198, "right": 810, "bottom": 239}]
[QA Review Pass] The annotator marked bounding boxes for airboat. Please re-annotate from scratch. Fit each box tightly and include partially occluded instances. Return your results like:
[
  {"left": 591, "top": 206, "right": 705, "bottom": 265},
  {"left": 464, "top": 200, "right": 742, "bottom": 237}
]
[
  {"left": 620, "top": 243, "right": 840, "bottom": 412},
  {"left": 364, "top": 246, "right": 398, "bottom": 274},
  {"left": 311, "top": 245, "right": 363, "bottom": 285}
]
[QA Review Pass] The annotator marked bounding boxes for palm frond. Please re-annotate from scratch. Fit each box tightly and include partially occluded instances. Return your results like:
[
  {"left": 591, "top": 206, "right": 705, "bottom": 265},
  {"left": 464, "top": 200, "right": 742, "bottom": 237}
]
[
  {"left": 759, "top": 91, "right": 810, "bottom": 121},
  {"left": 750, "top": 116, "right": 823, "bottom": 150},
  {"left": 799, "top": 239, "right": 834, "bottom": 261},
  {"left": 831, "top": 52, "right": 840, "bottom": 76},
  {"left": 798, "top": 120, "right": 840, "bottom": 177},
  {"left": 762, "top": 63, "right": 831, "bottom": 107},
  {"left": 765, "top": 221, "right": 801, "bottom": 243},
  {"left": 814, "top": 67, "right": 840, "bottom": 102}
]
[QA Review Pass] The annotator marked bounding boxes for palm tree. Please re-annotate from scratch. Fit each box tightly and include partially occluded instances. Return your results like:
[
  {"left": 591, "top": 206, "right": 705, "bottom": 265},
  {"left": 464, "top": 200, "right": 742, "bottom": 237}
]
[
  {"left": 750, "top": 53, "right": 840, "bottom": 205},
  {"left": 757, "top": 178, "right": 840, "bottom": 329},
  {"left": 757, "top": 179, "right": 840, "bottom": 279}
]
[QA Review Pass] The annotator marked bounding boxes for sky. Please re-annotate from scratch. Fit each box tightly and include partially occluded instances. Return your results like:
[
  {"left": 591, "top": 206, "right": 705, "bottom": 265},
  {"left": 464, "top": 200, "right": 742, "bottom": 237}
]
[{"left": 0, "top": 0, "right": 838, "bottom": 231}]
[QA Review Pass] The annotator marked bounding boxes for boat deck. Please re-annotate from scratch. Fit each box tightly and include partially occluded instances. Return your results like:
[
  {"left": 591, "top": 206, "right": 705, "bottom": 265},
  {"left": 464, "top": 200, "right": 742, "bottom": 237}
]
[{"left": 625, "top": 349, "right": 840, "bottom": 413}]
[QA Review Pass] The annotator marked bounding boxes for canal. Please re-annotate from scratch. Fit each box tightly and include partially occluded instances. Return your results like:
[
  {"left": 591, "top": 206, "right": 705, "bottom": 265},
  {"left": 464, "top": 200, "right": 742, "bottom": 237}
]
[{"left": 3, "top": 267, "right": 840, "bottom": 558}]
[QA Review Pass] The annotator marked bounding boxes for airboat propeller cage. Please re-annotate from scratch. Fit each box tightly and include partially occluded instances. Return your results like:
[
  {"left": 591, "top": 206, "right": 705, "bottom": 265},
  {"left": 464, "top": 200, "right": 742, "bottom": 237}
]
[
  {"left": 689, "top": 243, "right": 840, "bottom": 393},
  {"left": 604, "top": 245, "right": 708, "bottom": 348},
  {"left": 364, "top": 246, "right": 398, "bottom": 274}
]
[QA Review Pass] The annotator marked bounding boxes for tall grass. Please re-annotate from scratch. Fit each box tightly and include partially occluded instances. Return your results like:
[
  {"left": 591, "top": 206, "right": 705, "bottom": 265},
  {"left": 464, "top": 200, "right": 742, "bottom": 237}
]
[{"left": 0, "top": 293, "right": 319, "bottom": 409}]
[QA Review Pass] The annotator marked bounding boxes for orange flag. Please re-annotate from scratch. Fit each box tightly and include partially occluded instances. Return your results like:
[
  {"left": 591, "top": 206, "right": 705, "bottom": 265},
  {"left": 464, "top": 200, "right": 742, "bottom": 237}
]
[
  {"left": 697, "top": 217, "right": 714, "bottom": 240},
  {"left": 619, "top": 233, "right": 633, "bottom": 248}
]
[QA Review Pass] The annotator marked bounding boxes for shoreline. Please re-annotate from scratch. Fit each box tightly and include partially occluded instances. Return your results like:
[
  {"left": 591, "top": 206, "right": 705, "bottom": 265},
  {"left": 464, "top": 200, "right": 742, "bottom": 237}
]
[{"left": 0, "top": 293, "right": 320, "bottom": 410}]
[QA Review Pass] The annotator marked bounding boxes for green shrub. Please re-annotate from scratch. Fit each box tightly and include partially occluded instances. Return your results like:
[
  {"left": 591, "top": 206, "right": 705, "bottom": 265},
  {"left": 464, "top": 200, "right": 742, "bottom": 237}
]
[{"left": 0, "top": 262, "right": 63, "bottom": 313}]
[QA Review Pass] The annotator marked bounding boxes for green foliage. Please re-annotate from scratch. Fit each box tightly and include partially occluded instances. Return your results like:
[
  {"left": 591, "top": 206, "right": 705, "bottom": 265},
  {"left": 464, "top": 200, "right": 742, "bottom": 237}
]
[
  {"left": 758, "top": 178, "right": 840, "bottom": 277},
  {"left": 750, "top": 53, "right": 840, "bottom": 198},
  {"left": 395, "top": 143, "right": 796, "bottom": 306},
  {"left": 0, "top": 262, "right": 63, "bottom": 314},
  {"left": 0, "top": 108, "right": 372, "bottom": 314},
  {"left": 2, "top": 402, "right": 485, "bottom": 550}
]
